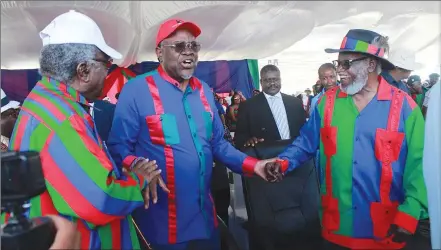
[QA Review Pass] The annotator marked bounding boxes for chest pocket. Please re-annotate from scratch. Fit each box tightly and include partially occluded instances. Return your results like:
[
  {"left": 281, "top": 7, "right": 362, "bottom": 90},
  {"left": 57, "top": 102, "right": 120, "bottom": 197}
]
[
  {"left": 146, "top": 113, "right": 180, "bottom": 146},
  {"left": 202, "top": 111, "right": 213, "bottom": 140}
]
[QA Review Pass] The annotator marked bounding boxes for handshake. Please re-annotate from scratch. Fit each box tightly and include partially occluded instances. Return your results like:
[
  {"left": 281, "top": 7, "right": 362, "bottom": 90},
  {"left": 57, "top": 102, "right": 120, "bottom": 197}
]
[{"left": 253, "top": 158, "right": 287, "bottom": 182}]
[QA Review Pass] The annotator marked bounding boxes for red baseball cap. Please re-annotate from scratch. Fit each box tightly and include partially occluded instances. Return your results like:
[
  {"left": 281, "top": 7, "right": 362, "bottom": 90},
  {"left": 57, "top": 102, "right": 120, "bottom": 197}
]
[{"left": 156, "top": 19, "right": 202, "bottom": 47}]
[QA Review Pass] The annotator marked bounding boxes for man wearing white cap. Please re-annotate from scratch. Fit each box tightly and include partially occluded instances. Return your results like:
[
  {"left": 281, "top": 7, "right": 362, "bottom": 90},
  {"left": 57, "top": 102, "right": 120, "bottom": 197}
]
[
  {"left": 1, "top": 89, "right": 20, "bottom": 151},
  {"left": 7, "top": 10, "right": 162, "bottom": 249},
  {"left": 381, "top": 49, "right": 423, "bottom": 94}
]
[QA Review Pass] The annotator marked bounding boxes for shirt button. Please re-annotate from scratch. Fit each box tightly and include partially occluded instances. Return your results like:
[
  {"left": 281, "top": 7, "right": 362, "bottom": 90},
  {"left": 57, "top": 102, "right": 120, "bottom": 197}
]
[
  {"left": 199, "top": 152, "right": 203, "bottom": 156},
  {"left": 353, "top": 161, "right": 358, "bottom": 164},
  {"left": 355, "top": 137, "right": 360, "bottom": 141},
  {"left": 188, "top": 115, "right": 191, "bottom": 118},
  {"left": 193, "top": 133, "right": 197, "bottom": 137}
]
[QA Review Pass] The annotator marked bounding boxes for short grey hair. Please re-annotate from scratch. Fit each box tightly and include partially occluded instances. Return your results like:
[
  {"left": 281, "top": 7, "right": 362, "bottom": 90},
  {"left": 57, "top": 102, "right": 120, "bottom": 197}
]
[
  {"left": 370, "top": 35, "right": 389, "bottom": 74},
  {"left": 39, "top": 43, "right": 100, "bottom": 84}
]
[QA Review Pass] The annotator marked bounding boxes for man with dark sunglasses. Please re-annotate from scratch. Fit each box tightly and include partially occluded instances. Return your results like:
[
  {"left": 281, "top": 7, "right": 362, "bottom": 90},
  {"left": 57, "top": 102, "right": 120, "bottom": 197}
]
[
  {"left": 265, "top": 29, "right": 428, "bottom": 250},
  {"left": 108, "top": 18, "right": 275, "bottom": 250}
]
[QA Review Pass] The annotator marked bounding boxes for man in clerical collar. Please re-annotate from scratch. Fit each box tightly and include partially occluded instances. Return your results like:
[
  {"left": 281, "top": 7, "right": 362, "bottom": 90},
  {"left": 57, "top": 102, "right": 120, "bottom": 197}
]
[{"left": 1, "top": 89, "right": 20, "bottom": 151}]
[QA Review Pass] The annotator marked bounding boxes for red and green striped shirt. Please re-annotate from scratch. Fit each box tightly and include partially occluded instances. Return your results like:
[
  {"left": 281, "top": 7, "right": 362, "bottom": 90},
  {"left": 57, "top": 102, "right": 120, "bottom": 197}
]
[{"left": 6, "top": 77, "right": 147, "bottom": 249}]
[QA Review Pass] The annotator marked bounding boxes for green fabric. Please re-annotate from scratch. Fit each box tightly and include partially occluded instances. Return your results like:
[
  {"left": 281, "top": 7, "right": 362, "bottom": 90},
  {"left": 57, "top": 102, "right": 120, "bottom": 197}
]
[
  {"left": 399, "top": 107, "right": 428, "bottom": 220},
  {"left": 161, "top": 113, "right": 181, "bottom": 145},
  {"left": 416, "top": 94, "right": 424, "bottom": 109},
  {"left": 202, "top": 111, "right": 213, "bottom": 139},
  {"left": 317, "top": 93, "right": 357, "bottom": 236},
  {"left": 182, "top": 85, "right": 209, "bottom": 225},
  {"left": 247, "top": 59, "right": 260, "bottom": 90}
]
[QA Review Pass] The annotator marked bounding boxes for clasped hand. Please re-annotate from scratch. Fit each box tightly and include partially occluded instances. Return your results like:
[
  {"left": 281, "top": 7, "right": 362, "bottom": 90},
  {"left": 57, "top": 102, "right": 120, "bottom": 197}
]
[
  {"left": 132, "top": 158, "right": 170, "bottom": 208},
  {"left": 253, "top": 158, "right": 285, "bottom": 182}
]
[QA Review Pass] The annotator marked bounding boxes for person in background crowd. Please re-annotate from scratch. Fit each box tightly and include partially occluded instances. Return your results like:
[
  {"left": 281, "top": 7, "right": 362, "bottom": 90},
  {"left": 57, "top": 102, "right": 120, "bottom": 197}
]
[
  {"left": 227, "top": 93, "right": 242, "bottom": 132},
  {"left": 302, "top": 88, "right": 313, "bottom": 114},
  {"left": 313, "top": 79, "right": 324, "bottom": 96},
  {"left": 380, "top": 49, "right": 422, "bottom": 95},
  {"left": 235, "top": 64, "right": 306, "bottom": 148},
  {"left": 236, "top": 90, "right": 247, "bottom": 102},
  {"left": 107, "top": 18, "right": 275, "bottom": 250},
  {"left": 253, "top": 89, "right": 261, "bottom": 96},
  {"left": 406, "top": 75, "right": 424, "bottom": 109},
  {"left": 225, "top": 89, "right": 235, "bottom": 106},
  {"left": 6, "top": 10, "right": 162, "bottom": 249},
  {"left": 422, "top": 73, "right": 440, "bottom": 117},
  {"left": 423, "top": 80, "right": 440, "bottom": 250},
  {"left": 214, "top": 93, "right": 227, "bottom": 126},
  {"left": 310, "top": 63, "right": 338, "bottom": 116},
  {"left": 266, "top": 29, "right": 429, "bottom": 250},
  {"left": 1, "top": 89, "right": 20, "bottom": 151}
]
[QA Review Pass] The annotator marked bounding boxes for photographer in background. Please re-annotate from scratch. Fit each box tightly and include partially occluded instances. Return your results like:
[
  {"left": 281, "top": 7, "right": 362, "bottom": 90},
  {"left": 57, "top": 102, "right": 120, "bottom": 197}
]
[{"left": 1, "top": 89, "right": 20, "bottom": 152}]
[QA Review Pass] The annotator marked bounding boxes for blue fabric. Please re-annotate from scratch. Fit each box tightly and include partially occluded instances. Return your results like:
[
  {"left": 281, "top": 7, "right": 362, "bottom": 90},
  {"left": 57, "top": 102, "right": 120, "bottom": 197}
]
[
  {"left": 215, "top": 100, "right": 225, "bottom": 115},
  {"left": 93, "top": 100, "right": 116, "bottom": 142},
  {"left": 380, "top": 71, "right": 410, "bottom": 94},
  {"left": 150, "top": 228, "right": 220, "bottom": 250},
  {"left": 107, "top": 68, "right": 252, "bottom": 245},
  {"left": 1, "top": 60, "right": 256, "bottom": 102},
  {"left": 278, "top": 84, "right": 423, "bottom": 238},
  {"left": 423, "top": 82, "right": 441, "bottom": 249}
]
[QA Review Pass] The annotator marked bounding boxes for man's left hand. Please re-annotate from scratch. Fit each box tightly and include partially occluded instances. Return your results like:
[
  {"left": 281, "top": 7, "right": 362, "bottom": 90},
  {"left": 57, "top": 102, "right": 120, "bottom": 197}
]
[{"left": 253, "top": 158, "right": 279, "bottom": 181}]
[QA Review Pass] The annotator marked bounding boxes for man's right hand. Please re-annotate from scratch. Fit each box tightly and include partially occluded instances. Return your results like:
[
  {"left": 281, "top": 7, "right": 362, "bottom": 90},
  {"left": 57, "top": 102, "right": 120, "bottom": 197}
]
[
  {"left": 244, "top": 137, "right": 264, "bottom": 147},
  {"left": 132, "top": 159, "right": 169, "bottom": 208},
  {"left": 264, "top": 160, "right": 285, "bottom": 182}
]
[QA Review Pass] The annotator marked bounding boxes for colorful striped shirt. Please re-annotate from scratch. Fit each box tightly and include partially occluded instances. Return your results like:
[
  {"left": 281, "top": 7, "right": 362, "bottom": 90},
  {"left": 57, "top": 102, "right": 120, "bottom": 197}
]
[
  {"left": 278, "top": 76, "right": 428, "bottom": 249},
  {"left": 107, "top": 65, "right": 258, "bottom": 245},
  {"left": 7, "top": 77, "right": 147, "bottom": 249}
]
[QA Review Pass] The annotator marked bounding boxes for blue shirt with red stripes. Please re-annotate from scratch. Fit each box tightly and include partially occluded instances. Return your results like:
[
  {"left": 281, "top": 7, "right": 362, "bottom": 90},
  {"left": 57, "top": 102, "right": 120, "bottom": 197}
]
[{"left": 107, "top": 65, "right": 258, "bottom": 245}]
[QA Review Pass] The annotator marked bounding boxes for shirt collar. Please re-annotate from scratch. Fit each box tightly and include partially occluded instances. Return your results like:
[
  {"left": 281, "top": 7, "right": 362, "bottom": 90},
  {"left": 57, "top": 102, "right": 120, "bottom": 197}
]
[
  {"left": 263, "top": 91, "right": 282, "bottom": 100},
  {"left": 157, "top": 64, "right": 201, "bottom": 91},
  {"left": 39, "top": 76, "right": 91, "bottom": 108}
]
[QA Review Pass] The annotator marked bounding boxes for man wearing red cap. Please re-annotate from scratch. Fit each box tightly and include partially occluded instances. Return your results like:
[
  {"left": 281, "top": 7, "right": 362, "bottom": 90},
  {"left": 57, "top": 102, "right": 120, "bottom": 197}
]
[{"left": 108, "top": 19, "right": 274, "bottom": 249}]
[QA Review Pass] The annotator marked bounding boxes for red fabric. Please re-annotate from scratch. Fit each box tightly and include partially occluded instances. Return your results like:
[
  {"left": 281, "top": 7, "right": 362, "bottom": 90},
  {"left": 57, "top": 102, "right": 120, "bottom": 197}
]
[
  {"left": 144, "top": 74, "right": 178, "bottom": 244},
  {"left": 209, "top": 193, "right": 218, "bottom": 228},
  {"left": 322, "top": 230, "right": 405, "bottom": 249},
  {"left": 156, "top": 19, "right": 201, "bottom": 47},
  {"left": 276, "top": 159, "right": 289, "bottom": 173},
  {"left": 242, "top": 156, "right": 258, "bottom": 176},
  {"left": 77, "top": 220, "right": 91, "bottom": 250},
  {"left": 101, "top": 67, "right": 136, "bottom": 104},
  {"left": 110, "top": 219, "right": 122, "bottom": 249},
  {"left": 122, "top": 155, "right": 137, "bottom": 170},
  {"left": 370, "top": 201, "right": 400, "bottom": 238},
  {"left": 393, "top": 211, "right": 419, "bottom": 234}
]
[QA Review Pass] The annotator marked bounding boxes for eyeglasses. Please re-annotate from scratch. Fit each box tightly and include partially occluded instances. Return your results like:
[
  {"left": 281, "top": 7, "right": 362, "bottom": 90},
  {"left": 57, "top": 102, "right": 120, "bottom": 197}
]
[
  {"left": 332, "top": 57, "right": 368, "bottom": 70},
  {"left": 92, "top": 58, "right": 113, "bottom": 70},
  {"left": 162, "top": 41, "right": 201, "bottom": 53},
  {"left": 261, "top": 77, "right": 281, "bottom": 84}
]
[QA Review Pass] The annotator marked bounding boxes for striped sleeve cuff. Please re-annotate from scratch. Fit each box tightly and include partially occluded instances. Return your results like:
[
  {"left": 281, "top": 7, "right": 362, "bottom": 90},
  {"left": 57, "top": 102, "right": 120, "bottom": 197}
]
[
  {"left": 242, "top": 156, "right": 258, "bottom": 176},
  {"left": 393, "top": 211, "right": 418, "bottom": 234},
  {"left": 122, "top": 155, "right": 138, "bottom": 170}
]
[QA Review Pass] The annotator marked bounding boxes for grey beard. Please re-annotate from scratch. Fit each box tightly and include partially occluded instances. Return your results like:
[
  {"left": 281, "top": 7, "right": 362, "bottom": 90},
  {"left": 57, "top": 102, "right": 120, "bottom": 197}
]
[
  {"left": 341, "top": 63, "right": 369, "bottom": 95},
  {"left": 181, "top": 74, "right": 192, "bottom": 80}
]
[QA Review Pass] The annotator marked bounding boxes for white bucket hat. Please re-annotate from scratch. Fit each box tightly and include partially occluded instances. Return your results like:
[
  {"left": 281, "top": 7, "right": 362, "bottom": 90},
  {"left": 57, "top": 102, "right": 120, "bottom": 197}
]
[
  {"left": 39, "top": 10, "right": 122, "bottom": 59},
  {"left": 1, "top": 89, "right": 20, "bottom": 113},
  {"left": 388, "top": 49, "right": 423, "bottom": 71}
]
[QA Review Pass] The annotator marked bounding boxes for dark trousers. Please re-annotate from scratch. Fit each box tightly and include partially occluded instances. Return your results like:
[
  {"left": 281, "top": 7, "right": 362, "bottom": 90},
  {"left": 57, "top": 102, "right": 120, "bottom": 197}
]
[
  {"left": 212, "top": 188, "right": 231, "bottom": 227},
  {"left": 322, "top": 219, "right": 432, "bottom": 250}
]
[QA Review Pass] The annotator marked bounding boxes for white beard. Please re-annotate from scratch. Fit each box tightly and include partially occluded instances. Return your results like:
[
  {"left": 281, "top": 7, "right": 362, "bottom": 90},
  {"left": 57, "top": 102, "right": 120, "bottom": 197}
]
[{"left": 340, "top": 62, "right": 369, "bottom": 95}]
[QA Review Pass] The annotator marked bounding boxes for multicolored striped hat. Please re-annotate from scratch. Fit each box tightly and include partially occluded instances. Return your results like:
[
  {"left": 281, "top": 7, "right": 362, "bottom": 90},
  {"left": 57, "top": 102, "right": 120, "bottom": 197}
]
[{"left": 325, "top": 29, "right": 394, "bottom": 70}]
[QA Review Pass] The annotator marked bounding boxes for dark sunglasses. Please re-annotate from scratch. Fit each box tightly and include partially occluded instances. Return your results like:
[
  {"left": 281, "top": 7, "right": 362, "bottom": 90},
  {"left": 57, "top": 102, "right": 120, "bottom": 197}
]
[
  {"left": 332, "top": 57, "right": 368, "bottom": 70},
  {"left": 162, "top": 41, "right": 201, "bottom": 53}
]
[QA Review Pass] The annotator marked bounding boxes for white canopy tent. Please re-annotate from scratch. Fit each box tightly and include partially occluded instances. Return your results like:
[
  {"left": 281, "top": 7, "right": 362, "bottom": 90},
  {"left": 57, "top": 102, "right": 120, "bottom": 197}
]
[{"left": 1, "top": 1, "right": 440, "bottom": 94}]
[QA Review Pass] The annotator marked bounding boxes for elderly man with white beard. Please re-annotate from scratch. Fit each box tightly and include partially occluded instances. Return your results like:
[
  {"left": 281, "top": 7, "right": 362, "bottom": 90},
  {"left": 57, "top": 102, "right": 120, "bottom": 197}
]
[{"left": 264, "top": 29, "right": 429, "bottom": 250}]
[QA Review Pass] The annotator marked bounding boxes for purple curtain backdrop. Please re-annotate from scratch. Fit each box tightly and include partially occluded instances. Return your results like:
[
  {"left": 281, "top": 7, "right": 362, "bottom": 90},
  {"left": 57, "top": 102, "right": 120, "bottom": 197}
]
[{"left": 1, "top": 59, "right": 257, "bottom": 103}]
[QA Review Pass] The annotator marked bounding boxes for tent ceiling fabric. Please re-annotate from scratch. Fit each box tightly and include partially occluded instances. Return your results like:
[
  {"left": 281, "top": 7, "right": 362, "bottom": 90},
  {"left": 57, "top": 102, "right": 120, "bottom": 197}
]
[{"left": 1, "top": 1, "right": 440, "bottom": 92}]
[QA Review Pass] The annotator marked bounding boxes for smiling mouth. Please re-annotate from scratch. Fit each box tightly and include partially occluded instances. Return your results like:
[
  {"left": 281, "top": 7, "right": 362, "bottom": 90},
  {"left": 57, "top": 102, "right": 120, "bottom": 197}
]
[{"left": 181, "top": 59, "right": 195, "bottom": 69}]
